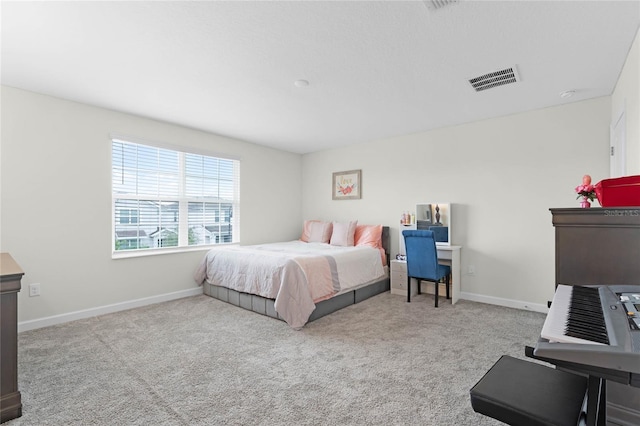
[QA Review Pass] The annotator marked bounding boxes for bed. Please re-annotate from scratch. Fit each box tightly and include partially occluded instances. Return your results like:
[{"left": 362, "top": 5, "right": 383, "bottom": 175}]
[{"left": 194, "top": 224, "right": 390, "bottom": 329}]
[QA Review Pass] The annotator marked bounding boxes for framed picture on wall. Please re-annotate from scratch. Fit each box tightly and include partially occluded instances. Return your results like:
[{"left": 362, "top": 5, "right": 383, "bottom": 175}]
[{"left": 332, "top": 169, "right": 361, "bottom": 200}]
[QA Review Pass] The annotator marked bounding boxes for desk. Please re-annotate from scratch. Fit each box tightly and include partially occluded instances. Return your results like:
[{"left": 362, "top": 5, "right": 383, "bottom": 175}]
[
  {"left": 390, "top": 245, "right": 461, "bottom": 304},
  {"left": 0, "top": 253, "right": 24, "bottom": 423}
]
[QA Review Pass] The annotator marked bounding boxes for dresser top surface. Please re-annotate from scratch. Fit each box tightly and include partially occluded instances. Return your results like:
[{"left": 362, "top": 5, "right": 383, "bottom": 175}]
[
  {"left": 550, "top": 207, "right": 640, "bottom": 226},
  {"left": 0, "top": 253, "right": 24, "bottom": 277}
]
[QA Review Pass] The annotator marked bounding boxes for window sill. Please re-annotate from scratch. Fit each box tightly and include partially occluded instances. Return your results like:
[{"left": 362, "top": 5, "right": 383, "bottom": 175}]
[{"left": 111, "top": 243, "right": 238, "bottom": 260}]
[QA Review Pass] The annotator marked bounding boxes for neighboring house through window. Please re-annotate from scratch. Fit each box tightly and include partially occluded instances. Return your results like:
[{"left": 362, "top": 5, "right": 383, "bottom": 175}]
[
  {"left": 112, "top": 138, "right": 240, "bottom": 255},
  {"left": 118, "top": 208, "right": 139, "bottom": 224}
]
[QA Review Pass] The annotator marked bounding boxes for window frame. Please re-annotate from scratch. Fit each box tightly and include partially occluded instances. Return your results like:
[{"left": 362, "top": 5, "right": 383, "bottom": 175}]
[{"left": 111, "top": 135, "right": 240, "bottom": 259}]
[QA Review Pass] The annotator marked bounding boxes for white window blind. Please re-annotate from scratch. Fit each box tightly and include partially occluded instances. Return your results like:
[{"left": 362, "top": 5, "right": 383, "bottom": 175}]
[{"left": 112, "top": 139, "right": 240, "bottom": 254}]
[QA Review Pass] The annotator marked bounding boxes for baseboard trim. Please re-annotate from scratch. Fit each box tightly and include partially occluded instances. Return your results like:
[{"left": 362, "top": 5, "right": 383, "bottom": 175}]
[
  {"left": 18, "top": 287, "right": 204, "bottom": 332},
  {"left": 459, "top": 291, "right": 548, "bottom": 314},
  {"left": 18, "top": 288, "right": 546, "bottom": 332}
]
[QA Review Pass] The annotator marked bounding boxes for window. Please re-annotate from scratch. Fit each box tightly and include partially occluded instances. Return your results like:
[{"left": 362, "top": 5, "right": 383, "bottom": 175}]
[{"left": 112, "top": 138, "right": 240, "bottom": 255}]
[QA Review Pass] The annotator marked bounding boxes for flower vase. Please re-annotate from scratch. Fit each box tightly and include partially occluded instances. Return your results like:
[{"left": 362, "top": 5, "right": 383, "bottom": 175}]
[{"left": 580, "top": 198, "right": 591, "bottom": 208}]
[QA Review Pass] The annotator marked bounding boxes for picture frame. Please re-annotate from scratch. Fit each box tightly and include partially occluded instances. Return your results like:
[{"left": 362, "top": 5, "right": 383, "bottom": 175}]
[{"left": 332, "top": 169, "right": 361, "bottom": 200}]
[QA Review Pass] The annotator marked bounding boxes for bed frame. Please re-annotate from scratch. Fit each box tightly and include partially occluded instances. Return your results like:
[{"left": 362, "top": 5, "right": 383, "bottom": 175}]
[{"left": 202, "top": 226, "right": 391, "bottom": 325}]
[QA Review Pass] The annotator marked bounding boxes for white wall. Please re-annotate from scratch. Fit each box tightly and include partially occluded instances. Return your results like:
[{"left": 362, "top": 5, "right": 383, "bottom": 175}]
[
  {"left": 302, "top": 97, "right": 612, "bottom": 309},
  {"left": 611, "top": 27, "right": 640, "bottom": 175},
  {"left": 5, "top": 24, "right": 638, "bottom": 327},
  {"left": 1, "top": 86, "right": 302, "bottom": 324}
]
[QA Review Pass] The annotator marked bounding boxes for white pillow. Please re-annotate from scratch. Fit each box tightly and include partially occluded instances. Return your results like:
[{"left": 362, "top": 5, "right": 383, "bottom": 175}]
[
  {"left": 330, "top": 220, "right": 358, "bottom": 246},
  {"left": 308, "top": 221, "right": 332, "bottom": 243},
  {"left": 300, "top": 220, "right": 333, "bottom": 243}
]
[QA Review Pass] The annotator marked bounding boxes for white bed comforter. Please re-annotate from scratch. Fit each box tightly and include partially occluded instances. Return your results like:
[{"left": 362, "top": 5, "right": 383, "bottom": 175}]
[{"left": 194, "top": 241, "right": 385, "bottom": 328}]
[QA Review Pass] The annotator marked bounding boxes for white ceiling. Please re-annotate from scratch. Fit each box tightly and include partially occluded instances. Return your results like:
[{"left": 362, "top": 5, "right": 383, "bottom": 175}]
[{"left": 2, "top": 1, "right": 639, "bottom": 154}]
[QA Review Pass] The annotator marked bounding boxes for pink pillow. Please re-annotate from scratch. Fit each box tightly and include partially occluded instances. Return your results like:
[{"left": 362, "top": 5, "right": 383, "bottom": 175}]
[
  {"left": 354, "top": 224, "right": 383, "bottom": 248},
  {"left": 330, "top": 220, "right": 358, "bottom": 246},
  {"left": 300, "top": 220, "right": 332, "bottom": 243},
  {"left": 355, "top": 224, "right": 386, "bottom": 265}
]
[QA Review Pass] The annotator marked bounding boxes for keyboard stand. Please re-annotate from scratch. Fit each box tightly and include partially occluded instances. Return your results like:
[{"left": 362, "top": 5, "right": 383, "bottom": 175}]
[
  {"left": 525, "top": 345, "right": 608, "bottom": 426},
  {"left": 586, "top": 376, "right": 606, "bottom": 426}
]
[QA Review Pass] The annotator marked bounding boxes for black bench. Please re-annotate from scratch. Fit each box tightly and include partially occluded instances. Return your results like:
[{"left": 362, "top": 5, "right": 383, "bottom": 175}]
[{"left": 470, "top": 355, "right": 588, "bottom": 426}]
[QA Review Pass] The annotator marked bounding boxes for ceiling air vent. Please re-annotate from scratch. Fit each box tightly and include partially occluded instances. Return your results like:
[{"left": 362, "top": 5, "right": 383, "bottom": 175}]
[
  {"left": 469, "top": 66, "right": 520, "bottom": 92},
  {"left": 423, "top": 0, "right": 459, "bottom": 11}
]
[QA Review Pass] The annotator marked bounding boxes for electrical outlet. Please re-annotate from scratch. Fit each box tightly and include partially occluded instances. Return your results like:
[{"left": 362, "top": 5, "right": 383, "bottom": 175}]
[
  {"left": 467, "top": 265, "right": 476, "bottom": 275},
  {"left": 29, "top": 283, "right": 41, "bottom": 297}
]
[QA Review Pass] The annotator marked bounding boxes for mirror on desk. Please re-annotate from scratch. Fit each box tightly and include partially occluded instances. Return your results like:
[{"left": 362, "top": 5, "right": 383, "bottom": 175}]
[
  {"left": 399, "top": 202, "right": 452, "bottom": 256},
  {"left": 416, "top": 203, "right": 451, "bottom": 246}
]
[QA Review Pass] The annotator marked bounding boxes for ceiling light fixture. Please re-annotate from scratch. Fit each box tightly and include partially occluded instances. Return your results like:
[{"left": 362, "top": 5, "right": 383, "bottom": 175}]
[
  {"left": 294, "top": 79, "right": 309, "bottom": 88},
  {"left": 560, "top": 90, "right": 575, "bottom": 99}
]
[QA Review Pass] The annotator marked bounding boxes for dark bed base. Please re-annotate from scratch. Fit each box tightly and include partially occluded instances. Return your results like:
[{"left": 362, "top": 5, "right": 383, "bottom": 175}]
[{"left": 203, "top": 276, "right": 390, "bottom": 324}]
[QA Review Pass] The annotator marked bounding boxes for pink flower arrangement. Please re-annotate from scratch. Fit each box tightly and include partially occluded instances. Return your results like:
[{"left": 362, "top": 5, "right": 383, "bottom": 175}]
[
  {"left": 337, "top": 183, "right": 354, "bottom": 195},
  {"left": 575, "top": 175, "right": 597, "bottom": 202}
]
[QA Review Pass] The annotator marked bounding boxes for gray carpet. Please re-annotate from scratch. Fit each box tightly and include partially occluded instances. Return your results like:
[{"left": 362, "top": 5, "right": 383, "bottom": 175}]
[{"left": 9, "top": 292, "right": 546, "bottom": 425}]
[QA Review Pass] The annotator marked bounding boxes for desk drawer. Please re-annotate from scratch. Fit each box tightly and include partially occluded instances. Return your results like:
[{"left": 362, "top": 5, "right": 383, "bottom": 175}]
[
  {"left": 437, "top": 249, "right": 452, "bottom": 260},
  {"left": 390, "top": 267, "right": 417, "bottom": 297}
]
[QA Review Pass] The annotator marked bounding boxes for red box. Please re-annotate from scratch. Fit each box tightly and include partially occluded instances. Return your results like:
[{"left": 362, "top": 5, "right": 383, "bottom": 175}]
[{"left": 594, "top": 175, "right": 640, "bottom": 207}]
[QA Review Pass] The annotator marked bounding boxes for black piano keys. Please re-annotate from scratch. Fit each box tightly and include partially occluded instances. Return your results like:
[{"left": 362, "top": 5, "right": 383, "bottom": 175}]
[{"left": 565, "top": 286, "right": 610, "bottom": 345}]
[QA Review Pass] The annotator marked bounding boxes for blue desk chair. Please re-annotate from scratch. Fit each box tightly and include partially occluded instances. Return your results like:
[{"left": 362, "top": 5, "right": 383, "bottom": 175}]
[{"left": 402, "top": 230, "right": 452, "bottom": 307}]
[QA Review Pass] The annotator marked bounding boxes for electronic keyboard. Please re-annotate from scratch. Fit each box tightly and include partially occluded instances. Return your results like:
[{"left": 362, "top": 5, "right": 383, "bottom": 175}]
[{"left": 534, "top": 285, "right": 640, "bottom": 378}]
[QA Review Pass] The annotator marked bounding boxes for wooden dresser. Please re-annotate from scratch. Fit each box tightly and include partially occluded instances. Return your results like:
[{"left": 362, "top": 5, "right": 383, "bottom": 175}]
[
  {"left": 551, "top": 207, "right": 640, "bottom": 287},
  {"left": 550, "top": 207, "right": 640, "bottom": 425},
  {"left": 0, "top": 253, "right": 23, "bottom": 423}
]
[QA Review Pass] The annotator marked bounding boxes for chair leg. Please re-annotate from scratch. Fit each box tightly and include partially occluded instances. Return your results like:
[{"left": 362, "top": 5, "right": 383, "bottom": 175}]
[
  {"left": 407, "top": 275, "right": 411, "bottom": 303},
  {"left": 446, "top": 274, "right": 451, "bottom": 299},
  {"left": 417, "top": 279, "right": 421, "bottom": 295},
  {"left": 434, "top": 279, "right": 439, "bottom": 307}
]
